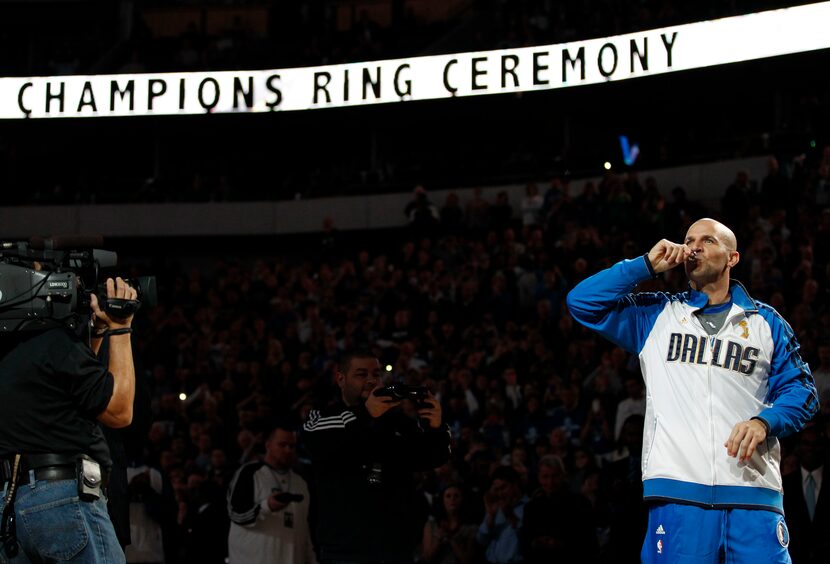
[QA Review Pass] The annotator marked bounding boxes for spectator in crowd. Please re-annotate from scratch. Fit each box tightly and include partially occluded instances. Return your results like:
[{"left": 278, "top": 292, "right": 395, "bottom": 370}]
[
  {"left": 180, "top": 476, "right": 229, "bottom": 564},
  {"left": 319, "top": 216, "right": 341, "bottom": 264},
  {"left": 489, "top": 191, "right": 514, "bottom": 232},
  {"left": 761, "top": 157, "right": 789, "bottom": 216},
  {"left": 441, "top": 193, "right": 465, "bottom": 236},
  {"left": 722, "top": 170, "right": 757, "bottom": 227},
  {"left": 226, "top": 424, "right": 316, "bottom": 564},
  {"left": 476, "top": 466, "right": 527, "bottom": 564},
  {"left": 520, "top": 455, "right": 597, "bottom": 563},
  {"left": 579, "top": 396, "right": 614, "bottom": 456},
  {"left": 125, "top": 464, "right": 173, "bottom": 563},
  {"left": 421, "top": 484, "right": 479, "bottom": 564},
  {"left": 465, "top": 187, "right": 491, "bottom": 235},
  {"left": 783, "top": 423, "right": 829, "bottom": 564},
  {"left": 614, "top": 375, "right": 646, "bottom": 442},
  {"left": 663, "top": 186, "right": 702, "bottom": 241},
  {"left": 405, "top": 185, "right": 440, "bottom": 239},
  {"left": 603, "top": 414, "right": 647, "bottom": 563},
  {"left": 520, "top": 183, "right": 544, "bottom": 229},
  {"left": 813, "top": 344, "right": 830, "bottom": 408}
]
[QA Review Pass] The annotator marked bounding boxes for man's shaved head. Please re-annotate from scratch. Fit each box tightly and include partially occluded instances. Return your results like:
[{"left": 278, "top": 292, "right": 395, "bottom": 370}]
[{"left": 687, "top": 218, "right": 737, "bottom": 251}]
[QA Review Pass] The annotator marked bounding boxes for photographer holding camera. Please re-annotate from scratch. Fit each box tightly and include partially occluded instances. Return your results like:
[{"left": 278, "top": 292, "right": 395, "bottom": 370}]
[
  {"left": 227, "top": 424, "right": 316, "bottom": 564},
  {"left": 302, "top": 351, "right": 451, "bottom": 564},
  {"left": 0, "top": 276, "right": 137, "bottom": 563}
]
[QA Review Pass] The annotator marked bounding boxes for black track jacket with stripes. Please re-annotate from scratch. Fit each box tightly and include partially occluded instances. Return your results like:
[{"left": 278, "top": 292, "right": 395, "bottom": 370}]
[{"left": 302, "top": 401, "right": 451, "bottom": 562}]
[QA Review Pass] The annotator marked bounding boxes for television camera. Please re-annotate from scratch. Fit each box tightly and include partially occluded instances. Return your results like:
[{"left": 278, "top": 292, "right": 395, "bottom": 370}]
[{"left": 0, "top": 235, "right": 156, "bottom": 332}]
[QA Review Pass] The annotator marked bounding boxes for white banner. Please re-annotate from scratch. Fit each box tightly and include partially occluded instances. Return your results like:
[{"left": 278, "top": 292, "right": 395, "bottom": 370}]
[{"left": 3, "top": 2, "right": 830, "bottom": 119}]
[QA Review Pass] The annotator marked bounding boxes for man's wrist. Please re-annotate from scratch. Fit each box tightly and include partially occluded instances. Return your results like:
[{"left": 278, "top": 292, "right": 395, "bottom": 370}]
[
  {"left": 643, "top": 253, "right": 658, "bottom": 278},
  {"left": 750, "top": 416, "right": 770, "bottom": 435},
  {"left": 94, "top": 326, "right": 132, "bottom": 337}
]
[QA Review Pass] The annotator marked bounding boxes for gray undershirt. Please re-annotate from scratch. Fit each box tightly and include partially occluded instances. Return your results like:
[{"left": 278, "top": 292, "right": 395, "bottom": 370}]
[{"left": 696, "top": 308, "right": 731, "bottom": 336}]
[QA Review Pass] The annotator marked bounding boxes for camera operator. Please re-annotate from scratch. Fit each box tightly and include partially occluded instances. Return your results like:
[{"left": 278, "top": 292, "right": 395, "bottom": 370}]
[
  {"left": 0, "top": 276, "right": 137, "bottom": 563},
  {"left": 302, "top": 352, "right": 451, "bottom": 564}
]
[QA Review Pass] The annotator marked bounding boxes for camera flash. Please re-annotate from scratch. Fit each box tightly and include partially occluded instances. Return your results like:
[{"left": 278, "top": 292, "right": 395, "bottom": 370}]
[
  {"left": 179, "top": 392, "right": 187, "bottom": 401},
  {"left": 385, "top": 365, "right": 393, "bottom": 372}
]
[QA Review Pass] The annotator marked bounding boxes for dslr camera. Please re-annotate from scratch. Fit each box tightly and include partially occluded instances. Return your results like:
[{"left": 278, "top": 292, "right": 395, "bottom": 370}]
[
  {"left": 271, "top": 490, "right": 304, "bottom": 504},
  {"left": 374, "top": 384, "right": 431, "bottom": 407},
  {"left": 0, "top": 235, "right": 156, "bottom": 332}
]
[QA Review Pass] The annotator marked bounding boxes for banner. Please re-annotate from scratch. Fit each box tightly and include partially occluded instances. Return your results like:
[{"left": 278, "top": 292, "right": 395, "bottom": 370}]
[{"left": 2, "top": 2, "right": 830, "bottom": 119}]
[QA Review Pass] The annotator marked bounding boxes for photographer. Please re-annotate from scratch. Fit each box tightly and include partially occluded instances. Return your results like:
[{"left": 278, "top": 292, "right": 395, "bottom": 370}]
[
  {"left": 302, "top": 352, "right": 451, "bottom": 564},
  {"left": 226, "top": 424, "right": 315, "bottom": 564},
  {"left": 0, "top": 276, "right": 137, "bottom": 562}
]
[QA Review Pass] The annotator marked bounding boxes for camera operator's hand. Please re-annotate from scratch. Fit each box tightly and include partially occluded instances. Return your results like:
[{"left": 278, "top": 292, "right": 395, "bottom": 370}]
[
  {"left": 90, "top": 277, "right": 137, "bottom": 332},
  {"left": 417, "top": 394, "right": 443, "bottom": 429},
  {"left": 365, "top": 386, "right": 401, "bottom": 418}
]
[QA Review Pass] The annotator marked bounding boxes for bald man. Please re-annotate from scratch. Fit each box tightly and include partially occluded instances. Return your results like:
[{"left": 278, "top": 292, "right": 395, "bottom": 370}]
[{"left": 567, "top": 218, "right": 818, "bottom": 563}]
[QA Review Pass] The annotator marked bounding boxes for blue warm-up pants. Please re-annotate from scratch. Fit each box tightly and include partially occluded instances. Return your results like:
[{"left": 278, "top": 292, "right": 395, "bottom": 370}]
[{"left": 641, "top": 503, "right": 791, "bottom": 563}]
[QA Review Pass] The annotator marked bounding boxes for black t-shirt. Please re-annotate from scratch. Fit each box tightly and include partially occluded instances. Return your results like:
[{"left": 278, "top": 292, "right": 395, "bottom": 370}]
[{"left": 0, "top": 327, "right": 114, "bottom": 468}]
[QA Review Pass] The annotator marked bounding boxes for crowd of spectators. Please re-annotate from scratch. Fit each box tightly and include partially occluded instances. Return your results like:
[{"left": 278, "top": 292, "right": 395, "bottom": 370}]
[{"left": 121, "top": 145, "right": 830, "bottom": 562}]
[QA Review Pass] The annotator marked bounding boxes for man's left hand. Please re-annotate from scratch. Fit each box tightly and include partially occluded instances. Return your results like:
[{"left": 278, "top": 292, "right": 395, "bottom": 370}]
[
  {"left": 417, "top": 394, "right": 443, "bottom": 429},
  {"left": 724, "top": 419, "right": 767, "bottom": 463},
  {"left": 90, "top": 277, "right": 137, "bottom": 333}
]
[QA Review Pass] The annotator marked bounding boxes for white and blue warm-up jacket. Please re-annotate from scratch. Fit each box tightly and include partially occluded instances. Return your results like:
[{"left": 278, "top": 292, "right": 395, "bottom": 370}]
[{"left": 567, "top": 256, "right": 819, "bottom": 514}]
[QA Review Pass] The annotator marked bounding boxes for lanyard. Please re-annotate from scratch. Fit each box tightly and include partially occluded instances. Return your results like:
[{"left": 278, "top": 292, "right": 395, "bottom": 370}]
[
  {"left": 0, "top": 454, "right": 21, "bottom": 558},
  {"left": 271, "top": 468, "right": 292, "bottom": 492}
]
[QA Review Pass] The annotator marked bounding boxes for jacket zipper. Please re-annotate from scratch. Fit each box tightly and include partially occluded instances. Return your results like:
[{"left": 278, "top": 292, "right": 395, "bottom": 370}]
[
  {"left": 705, "top": 307, "right": 744, "bottom": 500},
  {"left": 707, "top": 334, "right": 716, "bottom": 501},
  {"left": 644, "top": 415, "right": 658, "bottom": 474}
]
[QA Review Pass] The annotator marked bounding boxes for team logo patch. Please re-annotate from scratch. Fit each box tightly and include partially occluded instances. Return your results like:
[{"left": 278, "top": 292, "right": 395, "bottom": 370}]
[
  {"left": 776, "top": 520, "right": 789, "bottom": 548},
  {"left": 657, "top": 539, "right": 663, "bottom": 554},
  {"left": 656, "top": 524, "right": 666, "bottom": 535},
  {"left": 738, "top": 320, "right": 750, "bottom": 339}
]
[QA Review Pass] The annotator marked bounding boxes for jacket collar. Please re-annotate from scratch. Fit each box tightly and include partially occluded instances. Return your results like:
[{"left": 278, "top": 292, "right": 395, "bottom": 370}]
[{"left": 684, "top": 279, "right": 757, "bottom": 313}]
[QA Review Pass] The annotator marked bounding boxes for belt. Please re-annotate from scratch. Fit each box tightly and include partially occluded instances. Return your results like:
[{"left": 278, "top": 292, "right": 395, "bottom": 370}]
[
  {"left": 13, "top": 465, "right": 76, "bottom": 486},
  {"left": 1, "top": 454, "right": 109, "bottom": 488}
]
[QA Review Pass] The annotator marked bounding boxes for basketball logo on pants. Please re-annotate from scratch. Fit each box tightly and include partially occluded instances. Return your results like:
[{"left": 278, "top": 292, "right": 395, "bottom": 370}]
[{"left": 776, "top": 520, "right": 789, "bottom": 548}]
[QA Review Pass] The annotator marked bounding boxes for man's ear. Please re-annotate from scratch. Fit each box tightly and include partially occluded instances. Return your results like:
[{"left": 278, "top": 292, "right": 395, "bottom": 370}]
[
  {"left": 728, "top": 250, "right": 740, "bottom": 268},
  {"left": 335, "top": 370, "right": 345, "bottom": 388}
]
